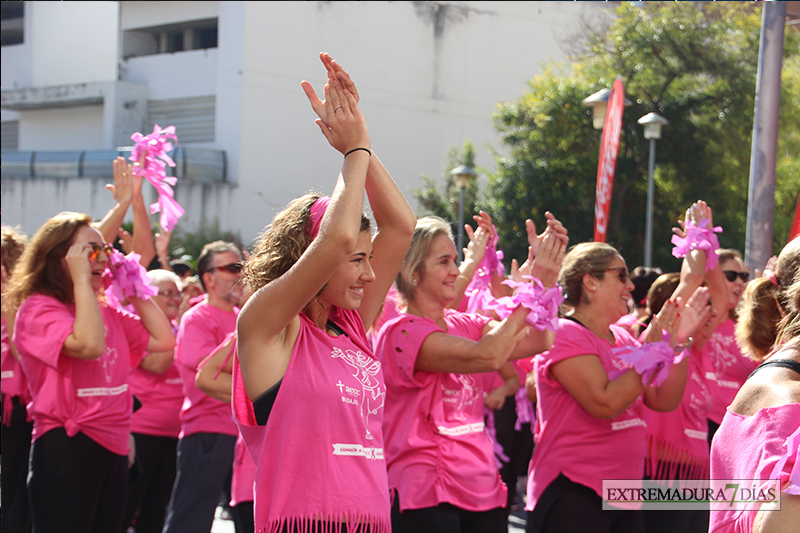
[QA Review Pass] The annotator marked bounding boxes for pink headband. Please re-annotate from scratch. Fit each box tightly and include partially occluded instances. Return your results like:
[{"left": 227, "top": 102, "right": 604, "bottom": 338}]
[{"left": 308, "top": 196, "right": 331, "bottom": 240}]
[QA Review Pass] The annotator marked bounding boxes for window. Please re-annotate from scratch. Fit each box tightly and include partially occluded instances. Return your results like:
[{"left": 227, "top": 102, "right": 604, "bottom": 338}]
[
  {"left": 1, "top": 121, "right": 19, "bottom": 151},
  {"left": 123, "top": 18, "right": 218, "bottom": 59},
  {"left": 1, "top": 2, "right": 24, "bottom": 46}
]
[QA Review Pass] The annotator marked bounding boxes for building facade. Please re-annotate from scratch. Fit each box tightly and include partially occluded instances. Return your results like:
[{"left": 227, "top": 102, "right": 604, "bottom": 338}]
[{"left": 1, "top": 1, "right": 607, "bottom": 244}]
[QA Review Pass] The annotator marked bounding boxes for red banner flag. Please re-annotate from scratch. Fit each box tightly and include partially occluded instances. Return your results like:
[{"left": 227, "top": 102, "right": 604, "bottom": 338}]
[
  {"left": 789, "top": 194, "right": 800, "bottom": 243},
  {"left": 593, "top": 78, "right": 625, "bottom": 243}
]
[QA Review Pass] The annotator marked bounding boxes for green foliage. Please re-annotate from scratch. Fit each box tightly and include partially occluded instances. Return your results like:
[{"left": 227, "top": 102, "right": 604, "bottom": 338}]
[
  {"left": 167, "top": 218, "right": 242, "bottom": 270},
  {"left": 411, "top": 141, "right": 487, "bottom": 238},
  {"left": 427, "top": 2, "right": 799, "bottom": 270}
]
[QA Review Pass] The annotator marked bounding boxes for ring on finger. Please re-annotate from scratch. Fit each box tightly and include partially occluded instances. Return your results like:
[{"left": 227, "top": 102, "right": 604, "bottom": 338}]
[{"left": 333, "top": 105, "right": 343, "bottom": 112}]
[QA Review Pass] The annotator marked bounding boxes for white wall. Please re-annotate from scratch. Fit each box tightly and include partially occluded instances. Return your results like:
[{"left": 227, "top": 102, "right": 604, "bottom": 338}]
[
  {"left": 29, "top": 1, "right": 119, "bottom": 87},
  {"left": 19, "top": 104, "right": 105, "bottom": 150},
  {"left": 124, "top": 49, "right": 218, "bottom": 100},
  {"left": 120, "top": 0, "right": 219, "bottom": 30}
]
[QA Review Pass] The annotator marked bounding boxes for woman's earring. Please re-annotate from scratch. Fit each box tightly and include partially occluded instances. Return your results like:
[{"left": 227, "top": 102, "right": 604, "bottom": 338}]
[{"left": 412, "top": 279, "right": 418, "bottom": 286}]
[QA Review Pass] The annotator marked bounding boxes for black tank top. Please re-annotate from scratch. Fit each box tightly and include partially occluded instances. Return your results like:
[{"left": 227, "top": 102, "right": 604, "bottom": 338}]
[{"left": 746, "top": 358, "right": 800, "bottom": 382}]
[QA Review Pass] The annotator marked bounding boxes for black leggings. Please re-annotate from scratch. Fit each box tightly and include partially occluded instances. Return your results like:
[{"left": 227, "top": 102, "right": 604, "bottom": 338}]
[
  {"left": 391, "top": 495, "right": 506, "bottom": 533},
  {"left": 120, "top": 433, "right": 178, "bottom": 532},
  {"left": 28, "top": 427, "right": 128, "bottom": 533},
  {"left": 1, "top": 396, "right": 33, "bottom": 533},
  {"left": 527, "top": 474, "right": 644, "bottom": 533}
]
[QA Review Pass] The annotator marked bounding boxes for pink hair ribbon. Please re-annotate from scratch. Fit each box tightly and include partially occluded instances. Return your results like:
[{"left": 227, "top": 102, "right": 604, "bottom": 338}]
[
  {"left": 670, "top": 218, "right": 722, "bottom": 272},
  {"left": 129, "top": 124, "right": 184, "bottom": 232},
  {"left": 483, "top": 276, "right": 564, "bottom": 331},
  {"left": 308, "top": 196, "right": 331, "bottom": 239},
  {"left": 103, "top": 249, "right": 159, "bottom": 302}
]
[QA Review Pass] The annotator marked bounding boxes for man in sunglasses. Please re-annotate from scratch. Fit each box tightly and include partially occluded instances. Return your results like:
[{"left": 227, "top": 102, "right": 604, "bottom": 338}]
[{"left": 164, "top": 241, "right": 244, "bottom": 533}]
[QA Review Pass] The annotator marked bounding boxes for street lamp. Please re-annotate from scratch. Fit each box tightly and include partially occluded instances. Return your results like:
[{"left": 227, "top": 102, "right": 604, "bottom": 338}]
[
  {"left": 582, "top": 88, "right": 633, "bottom": 130},
  {"left": 638, "top": 112, "right": 669, "bottom": 268},
  {"left": 450, "top": 164, "right": 477, "bottom": 263}
]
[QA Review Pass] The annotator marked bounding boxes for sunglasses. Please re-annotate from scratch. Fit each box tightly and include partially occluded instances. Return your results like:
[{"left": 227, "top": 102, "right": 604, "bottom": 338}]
[
  {"left": 594, "top": 266, "right": 629, "bottom": 283},
  {"left": 89, "top": 244, "right": 113, "bottom": 262},
  {"left": 209, "top": 262, "right": 243, "bottom": 275},
  {"left": 723, "top": 270, "right": 749, "bottom": 283}
]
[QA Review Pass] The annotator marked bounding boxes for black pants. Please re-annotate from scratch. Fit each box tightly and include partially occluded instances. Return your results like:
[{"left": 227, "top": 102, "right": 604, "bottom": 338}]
[
  {"left": 1, "top": 395, "right": 33, "bottom": 533},
  {"left": 120, "top": 433, "right": 178, "bottom": 533},
  {"left": 642, "top": 460, "right": 709, "bottom": 533},
  {"left": 493, "top": 394, "right": 534, "bottom": 514},
  {"left": 162, "top": 432, "right": 236, "bottom": 533},
  {"left": 28, "top": 427, "right": 128, "bottom": 533},
  {"left": 392, "top": 494, "right": 507, "bottom": 533},
  {"left": 527, "top": 474, "right": 644, "bottom": 533},
  {"left": 233, "top": 501, "right": 254, "bottom": 533}
]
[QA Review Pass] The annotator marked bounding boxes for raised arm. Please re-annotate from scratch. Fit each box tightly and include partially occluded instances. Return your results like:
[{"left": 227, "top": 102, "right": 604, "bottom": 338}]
[
  {"left": 96, "top": 157, "right": 133, "bottom": 244},
  {"left": 304, "top": 53, "right": 416, "bottom": 327},
  {"left": 130, "top": 170, "right": 156, "bottom": 267},
  {"left": 238, "top": 70, "right": 371, "bottom": 400},
  {"left": 128, "top": 296, "right": 175, "bottom": 354},
  {"left": 448, "top": 211, "right": 493, "bottom": 311},
  {"left": 62, "top": 243, "right": 106, "bottom": 360}
]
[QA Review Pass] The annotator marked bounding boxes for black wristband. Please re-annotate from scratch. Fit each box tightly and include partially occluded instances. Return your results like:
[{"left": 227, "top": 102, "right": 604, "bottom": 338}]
[{"left": 344, "top": 147, "right": 371, "bottom": 158}]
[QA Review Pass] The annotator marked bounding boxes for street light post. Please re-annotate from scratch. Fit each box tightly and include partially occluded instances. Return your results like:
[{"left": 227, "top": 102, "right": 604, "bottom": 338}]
[
  {"left": 450, "top": 164, "right": 477, "bottom": 264},
  {"left": 638, "top": 112, "right": 669, "bottom": 268}
]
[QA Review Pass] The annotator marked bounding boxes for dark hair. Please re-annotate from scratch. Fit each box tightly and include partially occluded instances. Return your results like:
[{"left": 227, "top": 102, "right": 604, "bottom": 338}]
[
  {"left": 630, "top": 266, "right": 662, "bottom": 308},
  {"left": 170, "top": 260, "right": 193, "bottom": 278},
  {"left": 197, "top": 241, "right": 241, "bottom": 291},
  {"left": 244, "top": 193, "right": 371, "bottom": 293},
  {"left": 633, "top": 272, "right": 679, "bottom": 338},
  {"left": 1, "top": 225, "right": 27, "bottom": 277}
]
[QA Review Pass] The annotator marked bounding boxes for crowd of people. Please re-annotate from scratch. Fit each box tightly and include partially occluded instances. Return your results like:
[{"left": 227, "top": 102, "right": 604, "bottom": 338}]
[{"left": 1, "top": 54, "right": 797, "bottom": 533}]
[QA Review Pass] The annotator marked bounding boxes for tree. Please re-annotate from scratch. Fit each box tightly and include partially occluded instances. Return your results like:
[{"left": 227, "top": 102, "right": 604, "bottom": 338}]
[
  {"left": 411, "top": 141, "right": 487, "bottom": 239},
  {"left": 483, "top": 2, "right": 800, "bottom": 270}
]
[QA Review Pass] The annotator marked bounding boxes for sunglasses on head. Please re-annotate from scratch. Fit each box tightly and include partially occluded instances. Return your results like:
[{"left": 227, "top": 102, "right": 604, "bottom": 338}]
[
  {"left": 594, "top": 266, "right": 629, "bottom": 283},
  {"left": 88, "top": 244, "right": 113, "bottom": 262},
  {"left": 209, "top": 262, "right": 243, "bottom": 275},
  {"left": 723, "top": 270, "right": 749, "bottom": 283}
]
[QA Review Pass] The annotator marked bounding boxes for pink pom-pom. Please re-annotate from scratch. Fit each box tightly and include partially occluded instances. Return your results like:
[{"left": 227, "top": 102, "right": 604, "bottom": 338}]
[
  {"left": 483, "top": 276, "right": 564, "bottom": 331},
  {"left": 671, "top": 218, "right": 722, "bottom": 272},
  {"left": 129, "top": 124, "right": 184, "bottom": 231},
  {"left": 616, "top": 341, "right": 675, "bottom": 386},
  {"left": 104, "top": 249, "right": 158, "bottom": 301}
]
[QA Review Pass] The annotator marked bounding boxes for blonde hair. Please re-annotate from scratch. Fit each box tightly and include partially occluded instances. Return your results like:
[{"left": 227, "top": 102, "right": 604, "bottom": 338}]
[
  {"left": 558, "top": 242, "right": 621, "bottom": 308},
  {"left": 3, "top": 212, "right": 93, "bottom": 312},
  {"left": 395, "top": 216, "right": 453, "bottom": 304},
  {"left": 736, "top": 239, "right": 800, "bottom": 359},
  {"left": 1, "top": 225, "right": 27, "bottom": 277}
]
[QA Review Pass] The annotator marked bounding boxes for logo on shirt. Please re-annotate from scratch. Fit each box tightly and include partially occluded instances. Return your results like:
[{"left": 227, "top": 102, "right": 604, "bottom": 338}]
[
  {"left": 101, "top": 325, "right": 118, "bottom": 383},
  {"left": 331, "top": 347, "right": 386, "bottom": 441},
  {"left": 442, "top": 374, "right": 479, "bottom": 422}
]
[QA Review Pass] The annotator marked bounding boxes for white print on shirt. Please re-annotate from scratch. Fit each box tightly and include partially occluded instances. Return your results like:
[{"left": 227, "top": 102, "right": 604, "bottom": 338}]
[
  {"left": 707, "top": 330, "right": 739, "bottom": 377},
  {"left": 331, "top": 347, "right": 385, "bottom": 440},
  {"left": 331, "top": 443, "right": 384, "bottom": 460},
  {"left": 101, "top": 324, "right": 118, "bottom": 383},
  {"left": 441, "top": 374, "right": 479, "bottom": 422},
  {"left": 689, "top": 365, "right": 712, "bottom": 415},
  {"left": 1, "top": 320, "right": 8, "bottom": 358}
]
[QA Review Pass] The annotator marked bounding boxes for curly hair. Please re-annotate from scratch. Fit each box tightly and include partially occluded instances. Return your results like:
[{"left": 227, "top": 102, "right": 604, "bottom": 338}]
[
  {"left": 395, "top": 216, "right": 452, "bottom": 305},
  {"left": 1, "top": 225, "right": 27, "bottom": 278},
  {"left": 558, "top": 242, "right": 621, "bottom": 309},
  {"left": 3, "top": 212, "right": 93, "bottom": 313},
  {"left": 244, "top": 193, "right": 370, "bottom": 294}
]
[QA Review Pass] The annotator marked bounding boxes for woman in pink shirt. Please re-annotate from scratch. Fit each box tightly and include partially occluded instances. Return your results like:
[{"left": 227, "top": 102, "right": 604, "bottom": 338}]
[
  {"left": 121, "top": 269, "right": 185, "bottom": 533},
  {"left": 527, "top": 242, "right": 686, "bottom": 533},
  {"left": 710, "top": 238, "right": 800, "bottom": 533},
  {"left": 233, "top": 54, "right": 416, "bottom": 533},
  {"left": 375, "top": 214, "right": 566, "bottom": 533},
  {"left": 6, "top": 211, "right": 175, "bottom": 533}
]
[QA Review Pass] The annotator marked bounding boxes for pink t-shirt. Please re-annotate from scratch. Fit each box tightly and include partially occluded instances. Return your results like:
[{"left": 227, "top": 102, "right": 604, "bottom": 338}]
[
  {"left": 376, "top": 310, "right": 506, "bottom": 512},
  {"left": 2, "top": 316, "right": 30, "bottom": 403},
  {"left": 175, "top": 300, "right": 238, "bottom": 437},
  {"left": 710, "top": 402, "right": 800, "bottom": 533},
  {"left": 702, "top": 318, "right": 758, "bottom": 424},
  {"left": 129, "top": 320, "right": 183, "bottom": 437},
  {"left": 230, "top": 433, "right": 256, "bottom": 507},
  {"left": 14, "top": 294, "right": 148, "bottom": 455},
  {"left": 644, "top": 348, "right": 712, "bottom": 480},
  {"left": 233, "top": 307, "right": 390, "bottom": 533},
  {"left": 527, "top": 319, "right": 648, "bottom": 510}
]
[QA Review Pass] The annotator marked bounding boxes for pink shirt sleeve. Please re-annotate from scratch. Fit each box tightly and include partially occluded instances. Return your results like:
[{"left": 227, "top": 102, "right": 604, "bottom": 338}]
[
  {"left": 176, "top": 309, "right": 223, "bottom": 371},
  {"left": 14, "top": 295, "right": 76, "bottom": 371},
  {"left": 108, "top": 305, "right": 148, "bottom": 368},
  {"left": 385, "top": 315, "right": 441, "bottom": 388}
]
